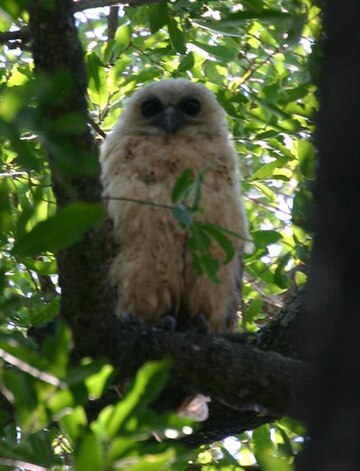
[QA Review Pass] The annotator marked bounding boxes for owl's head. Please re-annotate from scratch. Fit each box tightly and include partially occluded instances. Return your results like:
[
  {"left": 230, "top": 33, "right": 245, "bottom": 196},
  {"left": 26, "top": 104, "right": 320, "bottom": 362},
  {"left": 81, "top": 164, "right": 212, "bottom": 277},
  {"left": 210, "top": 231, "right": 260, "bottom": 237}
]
[{"left": 114, "top": 79, "right": 228, "bottom": 139}]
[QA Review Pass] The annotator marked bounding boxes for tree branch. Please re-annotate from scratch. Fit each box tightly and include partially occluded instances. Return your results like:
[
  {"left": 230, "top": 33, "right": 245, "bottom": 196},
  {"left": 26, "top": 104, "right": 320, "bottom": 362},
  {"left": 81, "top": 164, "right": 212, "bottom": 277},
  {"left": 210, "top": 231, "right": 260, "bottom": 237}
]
[
  {"left": 73, "top": 0, "right": 161, "bottom": 11},
  {"left": 106, "top": 323, "right": 309, "bottom": 421},
  {"left": 82, "top": 318, "right": 309, "bottom": 446},
  {"left": 0, "top": 28, "right": 31, "bottom": 45},
  {"left": 0, "top": 0, "right": 161, "bottom": 45}
]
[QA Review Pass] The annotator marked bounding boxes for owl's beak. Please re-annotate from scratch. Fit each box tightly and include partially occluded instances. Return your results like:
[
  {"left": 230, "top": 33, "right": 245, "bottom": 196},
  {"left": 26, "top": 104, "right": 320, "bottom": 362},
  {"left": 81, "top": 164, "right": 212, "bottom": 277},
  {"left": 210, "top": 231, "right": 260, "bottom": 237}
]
[{"left": 159, "top": 107, "right": 183, "bottom": 134}]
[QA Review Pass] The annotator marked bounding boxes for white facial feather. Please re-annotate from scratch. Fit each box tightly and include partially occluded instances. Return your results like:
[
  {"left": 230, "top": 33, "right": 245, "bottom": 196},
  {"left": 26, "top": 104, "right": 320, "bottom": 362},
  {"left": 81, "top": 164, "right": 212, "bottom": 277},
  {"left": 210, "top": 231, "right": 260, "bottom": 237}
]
[{"left": 113, "top": 79, "right": 228, "bottom": 139}]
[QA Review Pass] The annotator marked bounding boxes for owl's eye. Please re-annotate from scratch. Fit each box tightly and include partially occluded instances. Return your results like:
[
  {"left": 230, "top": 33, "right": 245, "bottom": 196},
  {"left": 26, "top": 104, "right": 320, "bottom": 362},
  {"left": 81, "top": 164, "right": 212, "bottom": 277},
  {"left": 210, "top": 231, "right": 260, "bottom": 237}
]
[
  {"left": 181, "top": 98, "right": 201, "bottom": 116},
  {"left": 141, "top": 99, "right": 162, "bottom": 118}
]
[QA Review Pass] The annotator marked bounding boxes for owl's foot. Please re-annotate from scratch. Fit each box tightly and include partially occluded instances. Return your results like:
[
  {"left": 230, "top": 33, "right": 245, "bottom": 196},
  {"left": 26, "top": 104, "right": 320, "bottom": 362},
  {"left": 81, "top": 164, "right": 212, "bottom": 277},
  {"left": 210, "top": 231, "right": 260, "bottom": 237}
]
[
  {"left": 121, "top": 312, "right": 177, "bottom": 331},
  {"left": 190, "top": 313, "right": 209, "bottom": 333},
  {"left": 176, "top": 311, "right": 209, "bottom": 333},
  {"left": 122, "top": 312, "right": 143, "bottom": 326},
  {"left": 156, "top": 314, "right": 177, "bottom": 332}
]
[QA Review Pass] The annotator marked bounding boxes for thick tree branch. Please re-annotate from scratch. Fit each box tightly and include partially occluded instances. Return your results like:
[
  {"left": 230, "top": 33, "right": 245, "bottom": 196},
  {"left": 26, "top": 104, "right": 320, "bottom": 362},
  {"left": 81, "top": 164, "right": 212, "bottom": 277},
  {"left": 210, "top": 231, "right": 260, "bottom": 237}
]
[
  {"left": 81, "top": 319, "right": 308, "bottom": 446},
  {"left": 106, "top": 323, "right": 309, "bottom": 421}
]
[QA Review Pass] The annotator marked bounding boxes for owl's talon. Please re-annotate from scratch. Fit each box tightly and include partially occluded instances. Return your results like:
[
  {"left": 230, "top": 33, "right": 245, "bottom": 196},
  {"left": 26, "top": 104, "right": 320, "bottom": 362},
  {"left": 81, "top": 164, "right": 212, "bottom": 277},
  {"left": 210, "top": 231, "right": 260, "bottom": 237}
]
[
  {"left": 191, "top": 313, "right": 209, "bottom": 333},
  {"left": 122, "top": 312, "right": 142, "bottom": 326},
  {"left": 156, "top": 314, "right": 177, "bottom": 331}
]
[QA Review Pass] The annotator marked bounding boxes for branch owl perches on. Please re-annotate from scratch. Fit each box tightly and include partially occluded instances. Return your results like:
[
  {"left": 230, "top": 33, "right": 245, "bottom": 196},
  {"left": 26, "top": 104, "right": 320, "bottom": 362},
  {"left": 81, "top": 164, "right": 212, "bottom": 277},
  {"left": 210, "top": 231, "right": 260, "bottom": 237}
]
[{"left": 100, "top": 79, "right": 251, "bottom": 333}]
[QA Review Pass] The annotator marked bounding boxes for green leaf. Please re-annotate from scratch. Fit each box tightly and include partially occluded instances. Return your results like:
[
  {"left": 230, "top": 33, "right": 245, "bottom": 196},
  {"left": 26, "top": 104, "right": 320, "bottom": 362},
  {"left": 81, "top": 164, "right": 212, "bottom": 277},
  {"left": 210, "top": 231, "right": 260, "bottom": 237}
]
[
  {"left": 0, "top": 334, "right": 52, "bottom": 373},
  {"left": 124, "top": 448, "right": 178, "bottom": 471},
  {"left": 86, "top": 52, "right": 107, "bottom": 106},
  {"left": 105, "top": 25, "right": 131, "bottom": 62},
  {"left": 191, "top": 166, "right": 209, "bottom": 211},
  {"left": 0, "top": 180, "right": 12, "bottom": 236},
  {"left": 252, "top": 230, "right": 282, "bottom": 247},
  {"left": 149, "top": 1, "right": 168, "bottom": 34},
  {"left": 187, "top": 224, "right": 221, "bottom": 284},
  {"left": 276, "top": 424, "right": 295, "bottom": 458},
  {"left": 0, "top": 0, "right": 28, "bottom": 18},
  {"left": 200, "top": 254, "right": 220, "bottom": 284},
  {"left": 60, "top": 407, "right": 88, "bottom": 442},
  {"left": 298, "top": 140, "right": 317, "bottom": 180},
  {"left": 274, "top": 254, "right": 291, "bottom": 289},
  {"left": 245, "top": 297, "right": 263, "bottom": 323},
  {"left": 252, "top": 161, "right": 280, "bottom": 180},
  {"left": 211, "top": 10, "right": 295, "bottom": 28},
  {"left": 292, "top": 189, "right": 313, "bottom": 231},
  {"left": 200, "top": 223, "right": 236, "bottom": 264},
  {"left": 30, "top": 297, "right": 60, "bottom": 326},
  {"left": 253, "top": 182, "right": 277, "bottom": 201},
  {"left": 287, "top": 14, "right": 306, "bottom": 46},
  {"left": 103, "top": 360, "right": 170, "bottom": 439},
  {"left": 74, "top": 430, "right": 103, "bottom": 471},
  {"left": 40, "top": 323, "right": 71, "bottom": 378},
  {"left": 177, "top": 52, "right": 195, "bottom": 72},
  {"left": 22, "top": 259, "right": 58, "bottom": 276},
  {"left": 171, "top": 168, "right": 195, "bottom": 203},
  {"left": 3, "top": 370, "right": 38, "bottom": 423},
  {"left": 167, "top": 16, "right": 186, "bottom": 54},
  {"left": 193, "top": 41, "right": 236, "bottom": 61},
  {"left": 253, "top": 424, "right": 273, "bottom": 466},
  {"left": 13, "top": 202, "right": 104, "bottom": 256}
]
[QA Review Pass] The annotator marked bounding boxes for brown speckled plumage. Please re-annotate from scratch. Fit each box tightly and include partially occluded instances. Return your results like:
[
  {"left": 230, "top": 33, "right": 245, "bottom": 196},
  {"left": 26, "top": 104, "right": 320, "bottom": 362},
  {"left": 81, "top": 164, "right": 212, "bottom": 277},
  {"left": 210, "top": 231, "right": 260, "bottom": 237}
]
[{"left": 100, "top": 79, "right": 251, "bottom": 333}]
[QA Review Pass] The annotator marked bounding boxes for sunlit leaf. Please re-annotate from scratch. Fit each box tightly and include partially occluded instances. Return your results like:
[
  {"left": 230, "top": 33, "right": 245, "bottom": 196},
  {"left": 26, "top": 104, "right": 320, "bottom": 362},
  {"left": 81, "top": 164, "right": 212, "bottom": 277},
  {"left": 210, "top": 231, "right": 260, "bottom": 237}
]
[
  {"left": 74, "top": 430, "right": 103, "bottom": 471},
  {"left": 102, "top": 360, "right": 170, "bottom": 439},
  {"left": 60, "top": 407, "right": 88, "bottom": 442},
  {"left": 252, "top": 230, "right": 282, "bottom": 247}
]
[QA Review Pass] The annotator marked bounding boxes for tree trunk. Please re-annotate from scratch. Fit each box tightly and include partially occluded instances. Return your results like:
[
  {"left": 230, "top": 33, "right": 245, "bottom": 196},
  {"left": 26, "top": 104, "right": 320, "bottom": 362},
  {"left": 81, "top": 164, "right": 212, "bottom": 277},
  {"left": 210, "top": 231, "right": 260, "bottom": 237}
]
[
  {"left": 28, "top": 0, "right": 116, "bottom": 358},
  {"left": 297, "top": 1, "right": 360, "bottom": 469}
]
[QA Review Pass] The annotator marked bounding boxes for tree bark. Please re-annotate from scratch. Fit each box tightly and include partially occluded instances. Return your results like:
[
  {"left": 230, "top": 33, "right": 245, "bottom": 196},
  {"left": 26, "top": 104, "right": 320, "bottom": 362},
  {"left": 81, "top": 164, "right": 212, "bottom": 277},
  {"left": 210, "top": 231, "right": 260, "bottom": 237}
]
[{"left": 297, "top": 1, "right": 360, "bottom": 470}]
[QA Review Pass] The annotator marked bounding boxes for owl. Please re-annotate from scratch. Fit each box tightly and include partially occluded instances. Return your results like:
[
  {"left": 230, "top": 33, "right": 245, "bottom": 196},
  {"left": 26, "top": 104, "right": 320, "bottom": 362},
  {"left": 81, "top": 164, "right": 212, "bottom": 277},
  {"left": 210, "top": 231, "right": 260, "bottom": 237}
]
[{"left": 100, "top": 79, "right": 251, "bottom": 333}]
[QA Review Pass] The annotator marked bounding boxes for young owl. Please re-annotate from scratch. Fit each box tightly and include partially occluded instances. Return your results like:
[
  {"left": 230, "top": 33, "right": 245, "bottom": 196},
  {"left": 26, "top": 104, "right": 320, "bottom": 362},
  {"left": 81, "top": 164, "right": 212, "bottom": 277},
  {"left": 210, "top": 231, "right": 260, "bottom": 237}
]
[{"left": 100, "top": 79, "right": 251, "bottom": 333}]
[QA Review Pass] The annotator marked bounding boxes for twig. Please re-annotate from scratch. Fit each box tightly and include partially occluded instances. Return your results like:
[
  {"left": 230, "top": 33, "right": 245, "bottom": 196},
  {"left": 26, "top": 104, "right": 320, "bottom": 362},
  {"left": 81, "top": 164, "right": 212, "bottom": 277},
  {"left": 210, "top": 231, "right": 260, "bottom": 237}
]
[
  {"left": 0, "top": 458, "right": 47, "bottom": 471},
  {"left": 88, "top": 115, "right": 107, "bottom": 138},
  {"left": 0, "top": 28, "right": 30, "bottom": 45},
  {"left": 73, "top": 0, "right": 161, "bottom": 12},
  {"left": 102, "top": 195, "right": 177, "bottom": 211},
  {"left": 107, "top": 5, "right": 120, "bottom": 41}
]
